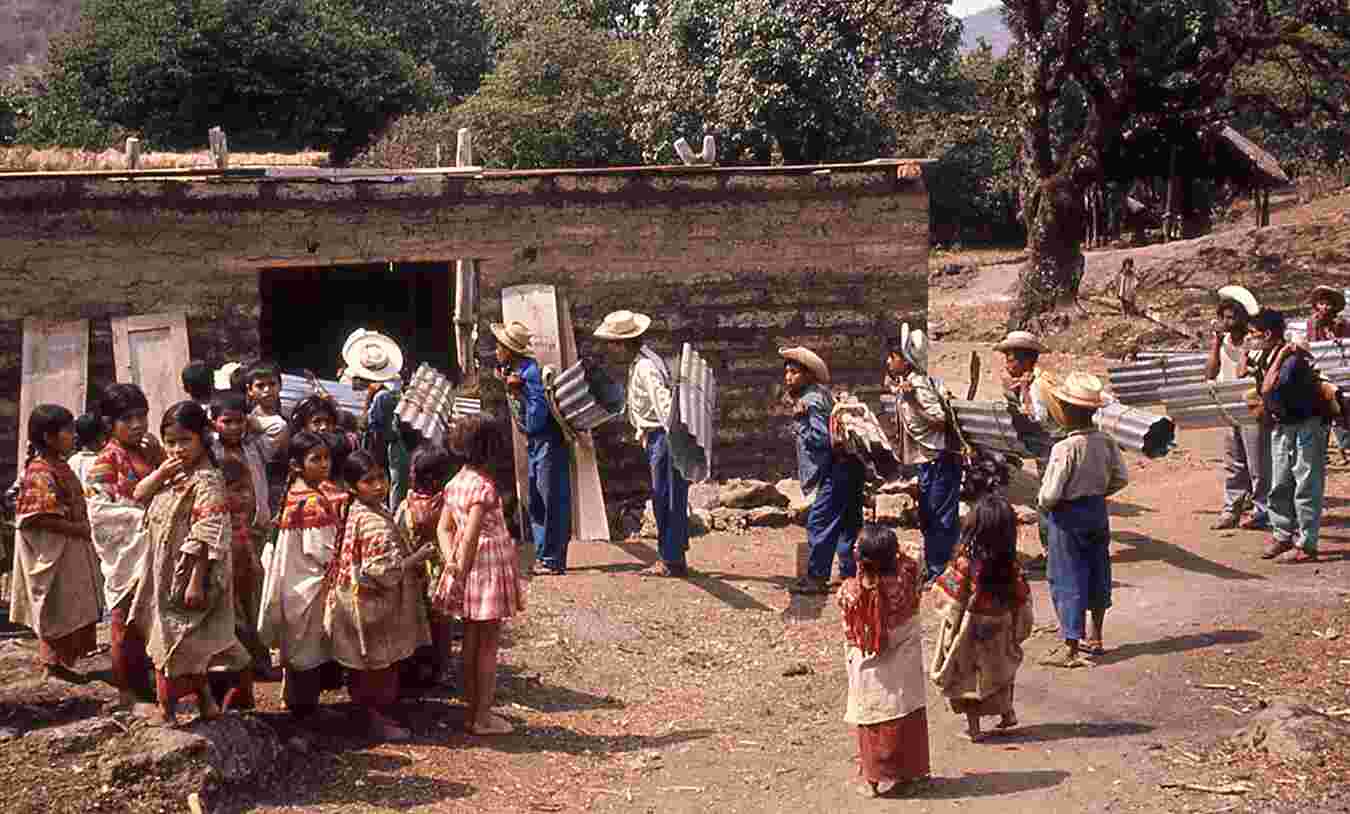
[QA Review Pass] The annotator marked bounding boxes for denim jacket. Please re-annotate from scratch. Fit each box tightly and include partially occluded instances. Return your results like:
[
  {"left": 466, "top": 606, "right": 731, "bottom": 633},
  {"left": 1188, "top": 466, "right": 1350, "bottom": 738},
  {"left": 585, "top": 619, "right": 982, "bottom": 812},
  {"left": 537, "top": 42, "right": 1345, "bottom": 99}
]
[
  {"left": 791, "top": 384, "right": 834, "bottom": 493},
  {"left": 518, "top": 358, "right": 564, "bottom": 445}
]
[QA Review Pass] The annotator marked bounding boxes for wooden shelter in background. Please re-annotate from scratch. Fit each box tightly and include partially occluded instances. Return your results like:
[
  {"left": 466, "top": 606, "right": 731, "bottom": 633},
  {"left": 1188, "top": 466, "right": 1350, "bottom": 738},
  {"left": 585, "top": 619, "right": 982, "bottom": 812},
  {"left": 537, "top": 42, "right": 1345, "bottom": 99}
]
[{"left": 1086, "top": 122, "right": 1291, "bottom": 246}]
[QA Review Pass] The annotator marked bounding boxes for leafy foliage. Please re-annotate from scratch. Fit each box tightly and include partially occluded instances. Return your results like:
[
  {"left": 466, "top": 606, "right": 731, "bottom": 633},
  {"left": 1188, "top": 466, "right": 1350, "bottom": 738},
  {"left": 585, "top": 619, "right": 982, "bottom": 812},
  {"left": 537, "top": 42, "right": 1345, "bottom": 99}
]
[
  {"left": 346, "top": 0, "right": 493, "bottom": 102},
  {"left": 40, "top": 0, "right": 440, "bottom": 161}
]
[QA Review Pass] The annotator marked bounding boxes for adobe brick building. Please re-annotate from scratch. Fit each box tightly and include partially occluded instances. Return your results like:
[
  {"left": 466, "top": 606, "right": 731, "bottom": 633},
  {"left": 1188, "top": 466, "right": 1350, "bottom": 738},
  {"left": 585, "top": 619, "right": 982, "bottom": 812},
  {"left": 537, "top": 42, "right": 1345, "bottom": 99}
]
[{"left": 0, "top": 160, "right": 928, "bottom": 499}]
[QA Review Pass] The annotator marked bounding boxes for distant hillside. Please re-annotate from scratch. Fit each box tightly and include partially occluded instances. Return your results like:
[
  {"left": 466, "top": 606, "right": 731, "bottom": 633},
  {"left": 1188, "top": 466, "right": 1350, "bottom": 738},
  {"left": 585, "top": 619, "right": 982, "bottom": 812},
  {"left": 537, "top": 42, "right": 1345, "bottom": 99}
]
[
  {"left": 0, "top": 0, "right": 82, "bottom": 79},
  {"left": 960, "top": 6, "right": 1011, "bottom": 55}
]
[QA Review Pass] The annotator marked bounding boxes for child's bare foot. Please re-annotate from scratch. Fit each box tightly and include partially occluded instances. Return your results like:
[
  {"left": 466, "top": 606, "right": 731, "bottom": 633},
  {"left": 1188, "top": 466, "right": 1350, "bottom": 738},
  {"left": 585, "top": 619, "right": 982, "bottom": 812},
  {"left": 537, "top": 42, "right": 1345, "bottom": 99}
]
[
  {"left": 965, "top": 712, "right": 983, "bottom": 742},
  {"left": 154, "top": 702, "right": 178, "bottom": 727},
  {"left": 858, "top": 782, "right": 880, "bottom": 797},
  {"left": 468, "top": 712, "right": 513, "bottom": 736},
  {"left": 996, "top": 711, "right": 1019, "bottom": 730},
  {"left": 369, "top": 711, "right": 411, "bottom": 742}
]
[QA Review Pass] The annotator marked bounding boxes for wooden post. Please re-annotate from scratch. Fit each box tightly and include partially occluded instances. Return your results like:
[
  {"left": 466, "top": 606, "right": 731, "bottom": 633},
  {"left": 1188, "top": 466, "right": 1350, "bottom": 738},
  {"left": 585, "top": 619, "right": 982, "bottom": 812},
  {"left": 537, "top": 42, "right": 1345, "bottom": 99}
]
[
  {"left": 125, "top": 137, "right": 141, "bottom": 170},
  {"left": 208, "top": 127, "right": 229, "bottom": 169},
  {"left": 434, "top": 143, "right": 442, "bottom": 168},
  {"left": 456, "top": 128, "right": 473, "bottom": 168},
  {"left": 1163, "top": 146, "right": 1179, "bottom": 243},
  {"left": 452, "top": 128, "right": 477, "bottom": 386}
]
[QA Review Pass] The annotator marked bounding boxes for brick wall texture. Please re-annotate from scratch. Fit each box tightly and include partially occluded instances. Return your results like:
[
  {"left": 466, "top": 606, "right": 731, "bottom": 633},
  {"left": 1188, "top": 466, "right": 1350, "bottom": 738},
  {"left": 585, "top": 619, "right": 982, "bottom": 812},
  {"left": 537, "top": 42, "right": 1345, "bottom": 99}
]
[{"left": 0, "top": 163, "right": 928, "bottom": 500}]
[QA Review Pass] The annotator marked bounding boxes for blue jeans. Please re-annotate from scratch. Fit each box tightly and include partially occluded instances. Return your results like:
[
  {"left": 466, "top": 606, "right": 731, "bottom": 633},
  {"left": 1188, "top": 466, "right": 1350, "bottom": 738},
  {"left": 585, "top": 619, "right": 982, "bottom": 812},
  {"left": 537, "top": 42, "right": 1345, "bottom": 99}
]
[
  {"left": 918, "top": 452, "right": 963, "bottom": 581},
  {"left": 1046, "top": 495, "right": 1112, "bottom": 642},
  {"left": 805, "top": 458, "right": 864, "bottom": 580},
  {"left": 1268, "top": 417, "right": 1328, "bottom": 553},
  {"left": 646, "top": 430, "right": 689, "bottom": 566},
  {"left": 529, "top": 438, "right": 572, "bottom": 571}
]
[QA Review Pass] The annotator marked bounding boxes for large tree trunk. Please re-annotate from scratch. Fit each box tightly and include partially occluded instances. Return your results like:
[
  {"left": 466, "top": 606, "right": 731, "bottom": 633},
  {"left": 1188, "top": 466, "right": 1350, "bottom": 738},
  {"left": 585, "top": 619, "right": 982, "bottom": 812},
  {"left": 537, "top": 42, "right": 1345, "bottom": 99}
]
[{"left": 1010, "top": 168, "right": 1087, "bottom": 331}]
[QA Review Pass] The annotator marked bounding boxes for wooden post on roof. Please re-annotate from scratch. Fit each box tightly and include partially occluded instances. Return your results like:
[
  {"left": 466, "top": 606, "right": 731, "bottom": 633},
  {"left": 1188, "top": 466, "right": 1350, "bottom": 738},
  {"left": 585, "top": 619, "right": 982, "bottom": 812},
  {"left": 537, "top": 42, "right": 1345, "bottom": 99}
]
[
  {"left": 125, "top": 137, "right": 141, "bottom": 170},
  {"left": 208, "top": 127, "right": 229, "bottom": 169},
  {"left": 1163, "top": 146, "right": 1180, "bottom": 243},
  {"left": 452, "top": 128, "right": 479, "bottom": 388},
  {"left": 456, "top": 128, "right": 473, "bottom": 168}
]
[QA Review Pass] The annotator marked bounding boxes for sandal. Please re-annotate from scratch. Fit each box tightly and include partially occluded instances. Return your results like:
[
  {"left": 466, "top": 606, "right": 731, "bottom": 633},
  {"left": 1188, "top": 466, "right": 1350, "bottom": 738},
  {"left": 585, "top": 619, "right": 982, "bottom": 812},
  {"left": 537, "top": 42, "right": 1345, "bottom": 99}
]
[
  {"left": 788, "top": 577, "right": 830, "bottom": 595},
  {"left": 1038, "top": 648, "right": 1092, "bottom": 669},
  {"left": 1082, "top": 639, "right": 1105, "bottom": 656}
]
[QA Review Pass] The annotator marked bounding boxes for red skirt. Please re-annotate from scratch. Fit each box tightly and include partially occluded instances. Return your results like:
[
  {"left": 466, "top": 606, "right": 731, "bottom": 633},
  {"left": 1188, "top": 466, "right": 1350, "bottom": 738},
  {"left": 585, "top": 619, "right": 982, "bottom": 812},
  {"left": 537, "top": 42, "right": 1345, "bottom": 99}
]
[
  {"left": 856, "top": 707, "right": 930, "bottom": 784},
  {"left": 39, "top": 623, "right": 98, "bottom": 668}
]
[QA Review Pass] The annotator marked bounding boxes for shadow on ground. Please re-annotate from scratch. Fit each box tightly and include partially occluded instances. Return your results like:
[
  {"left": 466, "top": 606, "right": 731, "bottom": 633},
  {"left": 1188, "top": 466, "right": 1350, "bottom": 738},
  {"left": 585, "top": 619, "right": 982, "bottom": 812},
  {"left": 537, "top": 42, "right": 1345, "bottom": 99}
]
[
  {"left": 1092, "top": 628, "right": 1262, "bottom": 665},
  {"left": 1112, "top": 531, "right": 1265, "bottom": 580},
  {"left": 910, "top": 769, "right": 1070, "bottom": 799}
]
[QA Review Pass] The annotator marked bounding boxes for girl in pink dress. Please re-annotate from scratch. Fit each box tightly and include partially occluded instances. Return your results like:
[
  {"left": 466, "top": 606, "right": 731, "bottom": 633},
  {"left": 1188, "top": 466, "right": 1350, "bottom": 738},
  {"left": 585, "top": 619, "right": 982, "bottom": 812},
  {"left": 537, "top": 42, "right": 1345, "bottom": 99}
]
[{"left": 436, "top": 416, "right": 523, "bottom": 736}]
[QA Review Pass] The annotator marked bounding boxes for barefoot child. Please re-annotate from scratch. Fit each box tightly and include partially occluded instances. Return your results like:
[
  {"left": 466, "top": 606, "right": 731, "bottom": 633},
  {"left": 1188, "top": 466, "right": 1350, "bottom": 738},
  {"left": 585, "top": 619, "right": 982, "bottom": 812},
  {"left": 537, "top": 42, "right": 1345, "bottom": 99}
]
[
  {"left": 87, "top": 383, "right": 169, "bottom": 706},
  {"left": 930, "top": 493, "right": 1033, "bottom": 741},
  {"left": 327, "top": 451, "right": 432, "bottom": 741},
  {"left": 11, "top": 405, "right": 103, "bottom": 681},
  {"left": 837, "top": 525, "right": 930, "bottom": 797},
  {"left": 128, "top": 402, "right": 252, "bottom": 724},
  {"left": 1037, "top": 373, "right": 1128, "bottom": 667},
  {"left": 67, "top": 412, "right": 107, "bottom": 487},
  {"left": 258, "top": 432, "right": 345, "bottom": 718},
  {"left": 396, "top": 443, "right": 456, "bottom": 688},
  {"left": 436, "top": 416, "right": 524, "bottom": 736}
]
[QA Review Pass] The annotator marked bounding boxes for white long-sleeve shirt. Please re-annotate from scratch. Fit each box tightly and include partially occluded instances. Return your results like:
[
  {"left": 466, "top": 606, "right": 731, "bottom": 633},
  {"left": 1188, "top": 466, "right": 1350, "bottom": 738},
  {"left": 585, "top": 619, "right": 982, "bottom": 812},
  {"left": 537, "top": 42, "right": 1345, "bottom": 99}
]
[{"left": 627, "top": 353, "right": 673, "bottom": 443}]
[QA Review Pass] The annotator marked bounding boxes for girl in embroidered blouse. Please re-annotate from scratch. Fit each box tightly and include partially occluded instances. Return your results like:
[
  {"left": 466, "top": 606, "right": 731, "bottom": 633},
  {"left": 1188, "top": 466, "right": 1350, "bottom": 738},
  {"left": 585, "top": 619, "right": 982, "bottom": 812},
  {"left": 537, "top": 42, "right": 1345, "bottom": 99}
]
[
  {"left": 127, "top": 402, "right": 251, "bottom": 725},
  {"left": 11, "top": 405, "right": 103, "bottom": 682},
  {"left": 837, "top": 525, "right": 929, "bottom": 797},
  {"left": 87, "top": 383, "right": 171, "bottom": 706},
  {"left": 257, "top": 431, "right": 347, "bottom": 718},
  {"left": 396, "top": 444, "right": 456, "bottom": 688},
  {"left": 327, "top": 451, "right": 432, "bottom": 742},
  {"left": 436, "top": 416, "right": 524, "bottom": 736}
]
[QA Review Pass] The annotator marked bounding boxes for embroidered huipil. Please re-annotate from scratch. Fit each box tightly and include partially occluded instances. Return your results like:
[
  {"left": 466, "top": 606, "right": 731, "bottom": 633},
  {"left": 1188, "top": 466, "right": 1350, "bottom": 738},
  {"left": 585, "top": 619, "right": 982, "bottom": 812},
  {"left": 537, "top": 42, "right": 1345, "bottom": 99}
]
[
  {"left": 86, "top": 438, "right": 164, "bottom": 610},
  {"left": 258, "top": 482, "right": 346, "bottom": 670}
]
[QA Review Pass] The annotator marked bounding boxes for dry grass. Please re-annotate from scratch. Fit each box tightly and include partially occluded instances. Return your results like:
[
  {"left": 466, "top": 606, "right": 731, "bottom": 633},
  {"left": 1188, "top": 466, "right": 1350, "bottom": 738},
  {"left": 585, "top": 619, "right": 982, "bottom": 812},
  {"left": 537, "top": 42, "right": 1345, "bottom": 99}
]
[{"left": 0, "top": 146, "right": 329, "bottom": 172}]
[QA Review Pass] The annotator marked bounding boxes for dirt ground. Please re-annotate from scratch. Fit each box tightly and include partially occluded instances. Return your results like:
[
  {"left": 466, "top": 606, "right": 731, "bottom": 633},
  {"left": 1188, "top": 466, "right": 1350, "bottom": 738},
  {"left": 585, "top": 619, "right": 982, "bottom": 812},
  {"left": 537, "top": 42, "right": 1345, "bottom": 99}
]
[{"left": 3, "top": 193, "right": 1350, "bottom": 813}]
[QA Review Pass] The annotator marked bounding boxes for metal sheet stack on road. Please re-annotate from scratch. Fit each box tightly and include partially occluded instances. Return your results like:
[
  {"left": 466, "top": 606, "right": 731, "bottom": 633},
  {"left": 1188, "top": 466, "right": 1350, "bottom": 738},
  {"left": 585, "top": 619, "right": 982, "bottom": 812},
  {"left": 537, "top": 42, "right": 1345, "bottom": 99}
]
[
  {"left": 667, "top": 343, "right": 717, "bottom": 483},
  {"left": 393, "top": 363, "right": 481, "bottom": 449},
  {"left": 1094, "top": 401, "right": 1175, "bottom": 457},
  {"left": 950, "top": 398, "right": 1174, "bottom": 459},
  {"left": 547, "top": 359, "right": 625, "bottom": 433}
]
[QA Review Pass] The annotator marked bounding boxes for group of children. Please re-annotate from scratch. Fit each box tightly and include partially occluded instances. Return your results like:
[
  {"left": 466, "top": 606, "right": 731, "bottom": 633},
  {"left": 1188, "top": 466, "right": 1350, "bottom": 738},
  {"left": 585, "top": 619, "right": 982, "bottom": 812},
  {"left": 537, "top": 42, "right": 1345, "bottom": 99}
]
[{"left": 10, "top": 358, "right": 524, "bottom": 741}]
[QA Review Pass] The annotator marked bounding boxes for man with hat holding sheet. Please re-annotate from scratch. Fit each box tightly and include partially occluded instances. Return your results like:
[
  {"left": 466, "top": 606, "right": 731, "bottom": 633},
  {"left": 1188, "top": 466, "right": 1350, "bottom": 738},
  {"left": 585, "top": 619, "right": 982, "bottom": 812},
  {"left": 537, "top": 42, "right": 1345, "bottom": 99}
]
[
  {"left": 995, "top": 329, "right": 1057, "bottom": 556},
  {"left": 1308, "top": 285, "right": 1349, "bottom": 464},
  {"left": 492, "top": 320, "right": 573, "bottom": 575},
  {"left": 344, "top": 329, "right": 410, "bottom": 511},
  {"left": 595, "top": 311, "right": 689, "bottom": 578},
  {"left": 779, "top": 345, "right": 864, "bottom": 594},
  {"left": 1203, "top": 285, "right": 1271, "bottom": 530},
  {"left": 888, "top": 324, "right": 963, "bottom": 582}
]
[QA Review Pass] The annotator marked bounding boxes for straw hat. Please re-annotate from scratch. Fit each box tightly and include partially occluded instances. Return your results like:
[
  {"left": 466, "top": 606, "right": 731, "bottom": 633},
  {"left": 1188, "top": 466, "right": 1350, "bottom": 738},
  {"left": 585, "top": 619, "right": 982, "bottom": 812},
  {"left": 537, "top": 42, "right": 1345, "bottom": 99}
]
[
  {"left": 1049, "top": 372, "right": 1106, "bottom": 408},
  {"left": 778, "top": 346, "right": 830, "bottom": 384},
  {"left": 342, "top": 330, "right": 404, "bottom": 383},
  {"left": 899, "top": 323, "right": 928, "bottom": 373},
  {"left": 1217, "top": 285, "right": 1260, "bottom": 318},
  {"left": 490, "top": 321, "right": 534, "bottom": 356},
  {"left": 1312, "top": 285, "right": 1346, "bottom": 314},
  {"left": 593, "top": 310, "right": 652, "bottom": 341},
  {"left": 214, "top": 362, "right": 242, "bottom": 391},
  {"left": 994, "top": 330, "right": 1046, "bottom": 354}
]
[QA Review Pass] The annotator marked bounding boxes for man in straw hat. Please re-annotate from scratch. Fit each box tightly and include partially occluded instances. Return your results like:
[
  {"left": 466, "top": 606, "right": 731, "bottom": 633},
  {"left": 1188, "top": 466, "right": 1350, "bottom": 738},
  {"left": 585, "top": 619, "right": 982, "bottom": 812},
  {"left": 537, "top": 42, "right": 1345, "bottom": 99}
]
[
  {"left": 994, "top": 330, "right": 1058, "bottom": 556},
  {"left": 1252, "top": 308, "right": 1329, "bottom": 564},
  {"left": 1037, "top": 372, "right": 1129, "bottom": 668},
  {"left": 1308, "top": 285, "right": 1350, "bottom": 463},
  {"left": 492, "top": 320, "right": 572, "bottom": 575},
  {"left": 1203, "top": 285, "right": 1272, "bottom": 531},
  {"left": 889, "top": 323, "right": 964, "bottom": 582},
  {"left": 594, "top": 311, "right": 689, "bottom": 578},
  {"left": 780, "top": 345, "right": 865, "bottom": 594},
  {"left": 344, "top": 329, "right": 410, "bottom": 511}
]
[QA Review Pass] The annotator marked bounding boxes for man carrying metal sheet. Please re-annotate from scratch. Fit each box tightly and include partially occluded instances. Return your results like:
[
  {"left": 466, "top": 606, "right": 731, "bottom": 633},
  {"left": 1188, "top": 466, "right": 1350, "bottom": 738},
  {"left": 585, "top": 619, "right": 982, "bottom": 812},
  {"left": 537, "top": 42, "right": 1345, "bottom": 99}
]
[
  {"left": 995, "top": 330, "right": 1057, "bottom": 558},
  {"left": 890, "top": 324, "right": 963, "bottom": 583},
  {"left": 492, "top": 321, "right": 573, "bottom": 575},
  {"left": 1204, "top": 286, "right": 1271, "bottom": 531},
  {"left": 594, "top": 311, "right": 689, "bottom": 578},
  {"left": 1308, "top": 285, "right": 1350, "bottom": 464}
]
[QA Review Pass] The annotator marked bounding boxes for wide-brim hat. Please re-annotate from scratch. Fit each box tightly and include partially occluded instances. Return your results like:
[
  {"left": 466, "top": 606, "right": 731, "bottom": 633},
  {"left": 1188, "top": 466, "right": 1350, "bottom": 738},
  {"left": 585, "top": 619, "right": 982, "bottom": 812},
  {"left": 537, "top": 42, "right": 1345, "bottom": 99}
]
[
  {"left": 1217, "top": 285, "right": 1260, "bottom": 318},
  {"left": 1049, "top": 371, "right": 1106, "bottom": 408},
  {"left": 342, "top": 330, "right": 404, "bottom": 383},
  {"left": 490, "top": 321, "right": 534, "bottom": 356},
  {"left": 1312, "top": 285, "right": 1346, "bottom": 314},
  {"left": 778, "top": 346, "right": 830, "bottom": 384},
  {"left": 994, "top": 330, "right": 1046, "bottom": 354},
  {"left": 214, "top": 362, "right": 242, "bottom": 391},
  {"left": 899, "top": 323, "right": 928, "bottom": 373},
  {"left": 593, "top": 310, "right": 652, "bottom": 341}
]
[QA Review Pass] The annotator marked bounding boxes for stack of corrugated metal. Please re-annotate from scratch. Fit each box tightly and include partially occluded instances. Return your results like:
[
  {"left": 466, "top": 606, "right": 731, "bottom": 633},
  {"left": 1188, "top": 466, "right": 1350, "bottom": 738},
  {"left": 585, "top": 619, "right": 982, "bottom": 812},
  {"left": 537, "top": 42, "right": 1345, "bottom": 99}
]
[
  {"left": 279, "top": 374, "right": 365, "bottom": 419},
  {"left": 950, "top": 398, "right": 1174, "bottom": 459},
  {"left": 667, "top": 343, "right": 717, "bottom": 482},
  {"left": 548, "top": 359, "right": 625, "bottom": 432},
  {"left": 393, "top": 364, "right": 481, "bottom": 449}
]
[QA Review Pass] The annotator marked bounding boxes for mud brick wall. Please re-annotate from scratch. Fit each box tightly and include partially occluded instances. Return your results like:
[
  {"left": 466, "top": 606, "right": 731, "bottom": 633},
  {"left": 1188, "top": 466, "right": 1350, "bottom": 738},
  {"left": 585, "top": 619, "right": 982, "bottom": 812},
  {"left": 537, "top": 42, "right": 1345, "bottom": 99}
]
[{"left": 0, "top": 163, "right": 928, "bottom": 499}]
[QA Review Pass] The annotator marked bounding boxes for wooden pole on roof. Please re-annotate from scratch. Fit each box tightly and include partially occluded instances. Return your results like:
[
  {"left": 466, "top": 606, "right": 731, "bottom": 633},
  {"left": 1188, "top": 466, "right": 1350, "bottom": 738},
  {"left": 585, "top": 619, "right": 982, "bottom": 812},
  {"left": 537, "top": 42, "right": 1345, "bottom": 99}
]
[
  {"left": 208, "top": 127, "right": 229, "bottom": 169},
  {"left": 125, "top": 137, "right": 141, "bottom": 170},
  {"left": 453, "top": 128, "right": 479, "bottom": 389}
]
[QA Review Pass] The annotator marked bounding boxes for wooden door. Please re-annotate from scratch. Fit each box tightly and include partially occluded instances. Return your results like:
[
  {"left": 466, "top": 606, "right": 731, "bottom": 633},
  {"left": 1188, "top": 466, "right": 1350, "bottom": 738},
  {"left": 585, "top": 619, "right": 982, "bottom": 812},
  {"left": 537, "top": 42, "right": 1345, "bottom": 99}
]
[
  {"left": 18, "top": 319, "right": 90, "bottom": 462},
  {"left": 110, "top": 313, "right": 191, "bottom": 433},
  {"left": 501, "top": 285, "right": 610, "bottom": 545}
]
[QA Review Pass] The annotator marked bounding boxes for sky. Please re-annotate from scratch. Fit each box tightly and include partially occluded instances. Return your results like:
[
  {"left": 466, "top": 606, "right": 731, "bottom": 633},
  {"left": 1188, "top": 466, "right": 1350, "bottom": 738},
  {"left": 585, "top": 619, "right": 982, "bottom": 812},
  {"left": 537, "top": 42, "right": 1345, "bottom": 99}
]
[{"left": 949, "top": 0, "right": 998, "bottom": 16}]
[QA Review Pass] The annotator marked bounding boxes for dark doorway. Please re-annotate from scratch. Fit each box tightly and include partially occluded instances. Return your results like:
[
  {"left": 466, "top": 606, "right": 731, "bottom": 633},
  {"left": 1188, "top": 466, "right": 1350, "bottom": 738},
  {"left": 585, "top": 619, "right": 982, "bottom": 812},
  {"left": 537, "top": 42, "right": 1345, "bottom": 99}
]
[{"left": 259, "top": 263, "right": 454, "bottom": 379}]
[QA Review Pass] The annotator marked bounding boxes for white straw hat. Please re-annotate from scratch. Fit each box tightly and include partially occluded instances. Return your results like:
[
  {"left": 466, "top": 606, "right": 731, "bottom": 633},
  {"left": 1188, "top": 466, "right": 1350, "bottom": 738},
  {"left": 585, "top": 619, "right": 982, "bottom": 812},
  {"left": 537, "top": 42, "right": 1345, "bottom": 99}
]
[
  {"left": 778, "top": 346, "right": 830, "bottom": 384},
  {"left": 341, "top": 330, "right": 404, "bottom": 383},
  {"left": 900, "top": 323, "right": 928, "bottom": 373},
  {"left": 214, "top": 362, "right": 242, "bottom": 391},
  {"left": 1217, "top": 285, "right": 1260, "bottom": 318},
  {"left": 593, "top": 310, "right": 653, "bottom": 341},
  {"left": 489, "top": 321, "right": 535, "bottom": 356},
  {"left": 1049, "top": 371, "right": 1106, "bottom": 408},
  {"left": 994, "top": 330, "right": 1046, "bottom": 354}
]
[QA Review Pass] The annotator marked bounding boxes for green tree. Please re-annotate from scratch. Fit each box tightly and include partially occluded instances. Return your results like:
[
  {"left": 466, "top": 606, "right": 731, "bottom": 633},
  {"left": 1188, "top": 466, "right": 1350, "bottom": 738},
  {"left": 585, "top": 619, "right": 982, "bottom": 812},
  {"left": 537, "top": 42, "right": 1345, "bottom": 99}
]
[
  {"left": 42, "top": 0, "right": 438, "bottom": 161},
  {"left": 632, "top": 0, "right": 962, "bottom": 164},
  {"left": 346, "top": 0, "right": 493, "bottom": 101},
  {"left": 1000, "top": 0, "right": 1350, "bottom": 329}
]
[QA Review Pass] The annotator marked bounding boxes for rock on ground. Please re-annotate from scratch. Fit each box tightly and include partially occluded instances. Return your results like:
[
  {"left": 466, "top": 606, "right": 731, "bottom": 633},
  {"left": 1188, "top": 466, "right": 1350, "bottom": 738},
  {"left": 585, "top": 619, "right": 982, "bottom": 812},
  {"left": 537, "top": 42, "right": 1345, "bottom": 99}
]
[
  {"left": 688, "top": 483, "right": 721, "bottom": 511},
  {"left": 872, "top": 494, "right": 917, "bottom": 527},
  {"left": 639, "top": 501, "right": 710, "bottom": 539},
  {"left": 775, "top": 479, "right": 811, "bottom": 523},
  {"left": 100, "top": 713, "right": 286, "bottom": 803},
  {"left": 719, "top": 479, "right": 788, "bottom": 509},
  {"left": 745, "top": 507, "right": 792, "bottom": 528},
  {"left": 708, "top": 507, "right": 751, "bottom": 533},
  {"left": 1231, "top": 696, "right": 1350, "bottom": 764}
]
